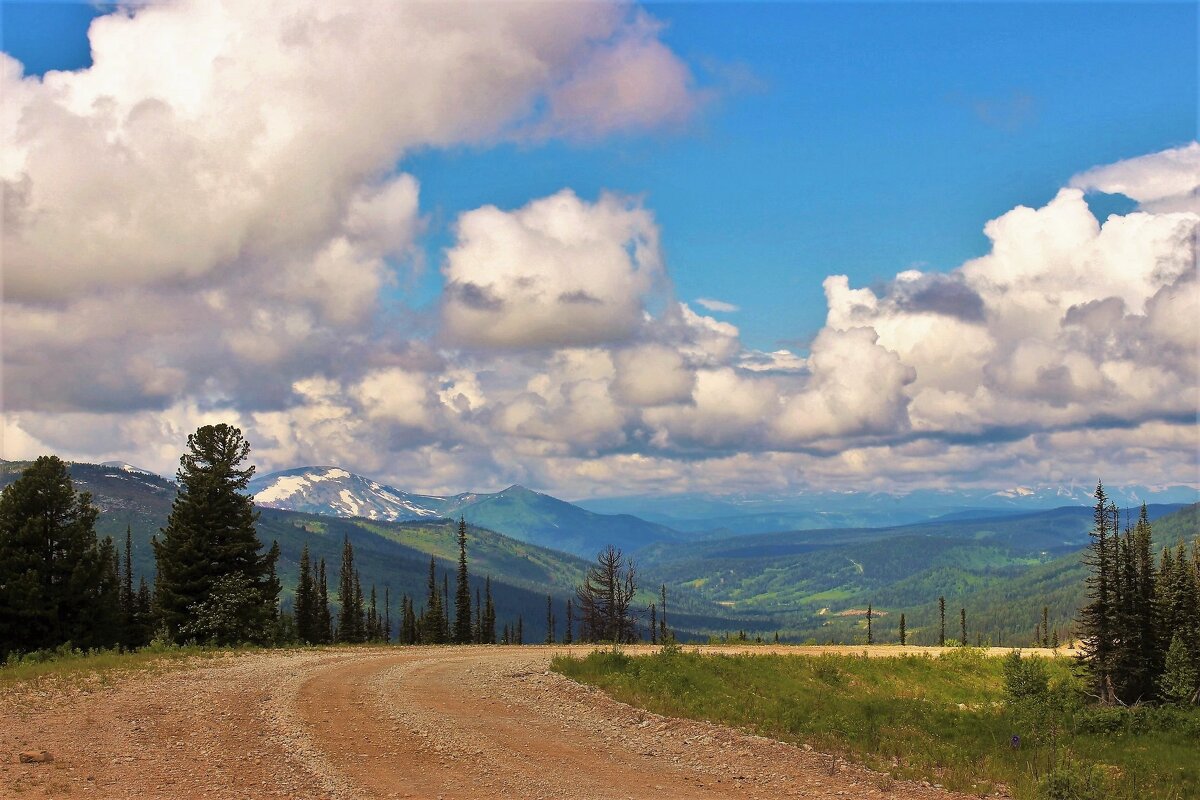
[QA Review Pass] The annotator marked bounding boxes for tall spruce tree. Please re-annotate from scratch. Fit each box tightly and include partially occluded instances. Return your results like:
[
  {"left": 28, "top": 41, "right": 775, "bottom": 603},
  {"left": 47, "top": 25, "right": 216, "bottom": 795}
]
[
  {"left": 120, "top": 525, "right": 135, "bottom": 646},
  {"left": 960, "top": 608, "right": 966, "bottom": 646},
  {"left": 353, "top": 570, "right": 366, "bottom": 641},
  {"left": 154, "top": 425, "right": 276, "bottom": 645},
  {"left": 899, "top": 613, "right": 907, "bottom": 646},
  {"left": 421, "top": 557, "right": 444, "bottom": 643},
  {"left": 474, "top": 588, "right": 482, "bottom": 644},
  {"left": 93, "top": 534, "right": 123, "bottom": 648},
  {"left": 483, "top": 575, "right": 496, "bottom": 644},
  {"left": 337, "top": 536, "right": 359, "bottom": 643},
  {"left": 565, "top": 597, "right": 574, "bottom": 645},
  {"left": 660, "top": 584, "right": 669, "bottom": 642},
  {"left": 294, "top": 544, "right": 317, "bottom": 644},
  {"left": 454, "top": 518, "right": 473, "bottom": 644},
  {"left": 367, "top": 585, "right": 379, "bottom": 641},
  {"left": 317, "top": 558, "right": 333, "bottom": 644},
  {"left": 442, "top": 574, "right": 451, "bottom": 641},
  {"left": 404, "top": 594, "right": 418, "bottom": 644},
  {"left": 866, "top": 603, "right": 874, "bottom": 645},
  {"left": 1078, "top": 482, "right": 1117, "bottom": 701},
  {"left": 264, "top": 540, "right": 282, "bottom": 637},
  {"left": 384, "top": 586, "right": 391, "bottom": 643},
  {"left": 545, "top": 595, "right": 555, "bottom": 644},
  {"left": 938, "top": 596, "right": 946, "bottom": 646}
]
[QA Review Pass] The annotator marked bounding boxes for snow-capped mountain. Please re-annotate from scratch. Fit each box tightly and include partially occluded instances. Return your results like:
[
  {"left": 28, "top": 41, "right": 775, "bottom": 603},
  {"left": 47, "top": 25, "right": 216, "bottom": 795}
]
[
  {"left": 248, "top": 466, "right": 450, "bottom": 522},
  {"left": 246, "top": 466, "right": 681, "bottom": 556}
]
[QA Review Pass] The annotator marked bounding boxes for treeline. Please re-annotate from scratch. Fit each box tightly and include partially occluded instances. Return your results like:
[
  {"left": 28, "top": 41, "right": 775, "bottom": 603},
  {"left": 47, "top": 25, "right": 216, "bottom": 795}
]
[
  {"left": 1077, "top": 482, "right": 1200, "bottom": 705},
  {"left": 290, "top": 519, "right": 503, "bottom": 646},
  {"left": 0, "top": 455, "right": 155, "bottom": 657}
]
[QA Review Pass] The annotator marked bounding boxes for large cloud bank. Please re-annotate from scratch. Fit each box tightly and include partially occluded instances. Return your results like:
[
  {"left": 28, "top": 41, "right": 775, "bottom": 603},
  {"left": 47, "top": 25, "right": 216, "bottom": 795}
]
[{"left": 2, "top": 2, "right": 1196, "bottom": 497}]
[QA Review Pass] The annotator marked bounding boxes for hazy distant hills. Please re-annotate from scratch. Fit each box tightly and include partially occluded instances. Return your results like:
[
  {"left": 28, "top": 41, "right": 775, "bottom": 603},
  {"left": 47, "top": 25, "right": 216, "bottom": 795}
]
[
  {"left": 577, "top": 484, "right": 1200, "bottom": 535},
  {"left": 637, "top": 502, "right": 1197, "bottom": 643},
  {"left": 249, "top": 466, "right": 681, "bottom": 557}
]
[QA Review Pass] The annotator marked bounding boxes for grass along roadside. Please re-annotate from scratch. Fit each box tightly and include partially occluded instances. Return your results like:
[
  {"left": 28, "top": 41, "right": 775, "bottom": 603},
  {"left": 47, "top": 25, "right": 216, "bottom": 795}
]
[
  {"left": 0, "top": 642, "right": 261, "bottom": 691},
  {"left": 551, "top": 647, "right": 1199, "bottom": 799}
]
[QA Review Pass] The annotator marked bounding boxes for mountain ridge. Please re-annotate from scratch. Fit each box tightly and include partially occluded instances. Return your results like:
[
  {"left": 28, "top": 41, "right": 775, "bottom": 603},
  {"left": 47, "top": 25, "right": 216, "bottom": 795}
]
[{"left": 247, "top": 466, "right": 681, "bottom": 557}]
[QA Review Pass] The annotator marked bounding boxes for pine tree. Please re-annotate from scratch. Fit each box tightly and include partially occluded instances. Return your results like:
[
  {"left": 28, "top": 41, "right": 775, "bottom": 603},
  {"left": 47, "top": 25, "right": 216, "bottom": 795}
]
[
  {"left": 353, "top": 570, "right": 365, "bottom": 641},
  {"left": 293, "top": 545, "right": 314, "bottom": 643},
  {"left": 337, "top": 536, "right": 358, "bottom": 643},
  {"left": 1132, "top": 504, "right": 1159, "bottom": 685},
  {"left": 317, "top": 558, "right": 332, "bottom": 644},
  {"left": 264, "top": 540, "right": 282, "bottom": 635},
  {"left": 866, "top": 603, "right": 873, "bottom": 645},
  {"left": 501, "top": 623, "right": 510, "bottom": 645},
  {"left": 650, "top": 603, "right": 657, "bottom": 645},
  {"left": 384, "top": 586, "right": 391, "bottom": 643},
  {"left": 133, "top": 577, "right": 153, "bottom": 645},
  {"left": 154, "top": 425, "right": 276, "bottom": 645},
  {"left": 575, "top": 546, "right": 637, "bottom": 643},
  {"left": 1160, "top": 633, "right": 1198, "bottom": 705},
  {"left": 442, "top": 574, "right": 451, "bottom": 642},
  {"left": 660, "top": 583, "right": 669, "bottom": 642},
  {"left": 421, "top": 557, "right": 444, "bottom": 643},
  {"left": 1042, "top": 606, "right": 1050, "bottom": 648},
  {"left": 545, "top": 595, "right": 555, "bottom": 644},
  {"left": 474, "top": 588, "right": 482, "bottom": 644},
  {"left": 367, "top": 585, "right": 379, "bottom": 641},
  {"left": 93, "top": 534, "right": 123, "bottom": 648},
  {"left": 483, "top": 575, "right": 496, "bottom": 644},
  {"left": 400, "top": 594, "right": 417, "bottom": 644},
  {"left": 1078, "top": 481, "right": 1117, "bottom": 702},
  {"left": 564, "top": 597, "right": 574, "bottom": 645},
  {"left": 120, "top": 525, "right": 135, "bottom": 646},
  {"left": 938, "top": 596, "right": 946, "bottom": 646},
  {"left": 454, "top": 518, "right": 473, "bottom": 644},
  {"left": 516, "top": 615, "right": 523, "bottom": 645},
  {"left": 899, "top": 613, "right": 907, "bottom": 646},
  {"left": 960, "top": 608, "right": 966, "bottom": 646}
]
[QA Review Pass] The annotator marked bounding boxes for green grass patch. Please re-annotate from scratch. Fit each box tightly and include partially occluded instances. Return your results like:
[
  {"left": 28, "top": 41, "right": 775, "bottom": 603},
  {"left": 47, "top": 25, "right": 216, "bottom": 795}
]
[
  {"left": 551, "top": 648, "right": 1199, "bottom": 799},
  {"left": 0, "top": 642, "right": 255, "bottom": 689}
]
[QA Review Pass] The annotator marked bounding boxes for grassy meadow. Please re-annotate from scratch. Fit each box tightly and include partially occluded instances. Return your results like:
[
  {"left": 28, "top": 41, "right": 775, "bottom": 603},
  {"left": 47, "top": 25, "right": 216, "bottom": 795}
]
[{"left": 552, "top": 647, "right": 1200, "bottom": 799}]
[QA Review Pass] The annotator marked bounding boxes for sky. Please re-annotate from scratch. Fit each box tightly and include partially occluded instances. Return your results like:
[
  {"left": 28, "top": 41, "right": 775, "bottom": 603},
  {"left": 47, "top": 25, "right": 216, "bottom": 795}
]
[{"left": 1, "top": 0, "right": 1197, "bottom": 498}]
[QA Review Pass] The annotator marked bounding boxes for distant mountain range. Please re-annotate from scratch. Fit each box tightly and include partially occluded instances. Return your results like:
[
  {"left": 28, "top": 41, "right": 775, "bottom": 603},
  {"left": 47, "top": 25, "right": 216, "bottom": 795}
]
[{"left": 3, "top": 459, "right": 1196, "bottom": 646}]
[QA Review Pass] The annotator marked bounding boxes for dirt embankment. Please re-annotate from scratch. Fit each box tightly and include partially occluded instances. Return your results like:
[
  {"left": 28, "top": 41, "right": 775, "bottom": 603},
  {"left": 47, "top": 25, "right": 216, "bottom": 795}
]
[{"left": 1, "top": 645, "right": 1005, "bottom": 799}]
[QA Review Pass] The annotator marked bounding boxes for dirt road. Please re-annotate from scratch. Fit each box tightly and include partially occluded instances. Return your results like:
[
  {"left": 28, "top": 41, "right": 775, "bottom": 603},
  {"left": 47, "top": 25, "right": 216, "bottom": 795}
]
[{"left": 1, "top": 645, "right": 997, "bottom": 799}]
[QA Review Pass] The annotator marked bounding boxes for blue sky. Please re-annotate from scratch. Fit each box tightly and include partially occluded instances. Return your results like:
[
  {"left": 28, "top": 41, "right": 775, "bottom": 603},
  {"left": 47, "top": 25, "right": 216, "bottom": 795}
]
[
  {"left": 1, "top": 1, "right": 1197, "bottom": 496},
  {"left": 4, "top": 1, "right": 1194, "bottom": 350}
]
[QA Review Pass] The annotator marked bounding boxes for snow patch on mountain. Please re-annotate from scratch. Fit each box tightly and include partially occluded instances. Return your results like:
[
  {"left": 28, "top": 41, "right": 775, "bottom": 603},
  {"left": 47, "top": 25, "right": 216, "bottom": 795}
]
[
  {"left": 254, "top": 474, "right": 314, "bottom": 503},
  {"left": 249, "top": 466, "right": 447, "bottom": 522}
]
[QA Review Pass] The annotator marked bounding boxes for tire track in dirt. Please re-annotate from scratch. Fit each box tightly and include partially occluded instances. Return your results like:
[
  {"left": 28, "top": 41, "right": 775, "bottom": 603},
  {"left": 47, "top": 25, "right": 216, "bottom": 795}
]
[{"left": 295, "top": 646, "right": 979, "bottom": 800}]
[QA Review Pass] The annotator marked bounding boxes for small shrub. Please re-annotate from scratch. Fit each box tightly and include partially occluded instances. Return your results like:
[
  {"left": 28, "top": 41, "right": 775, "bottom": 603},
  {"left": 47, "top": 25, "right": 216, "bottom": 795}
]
[
  {"left": 813, "top": 655, "right": 845, "bottom": 686},
  {"left": 1036, "top": 758, "right": 1107, "bottom": 800},
  {"left": 1004, "top": 651, "right": 1050, "bottom": 704},
  {"left": 1074, "top": 707, "right": 1127, "bottom": 736}
]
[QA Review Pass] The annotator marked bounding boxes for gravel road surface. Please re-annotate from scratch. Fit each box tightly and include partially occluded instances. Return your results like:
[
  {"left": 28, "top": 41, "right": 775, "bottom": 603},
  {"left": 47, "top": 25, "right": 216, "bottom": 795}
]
[{"left": 1, "top": 645, "right": 994, "bottom": 799}]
